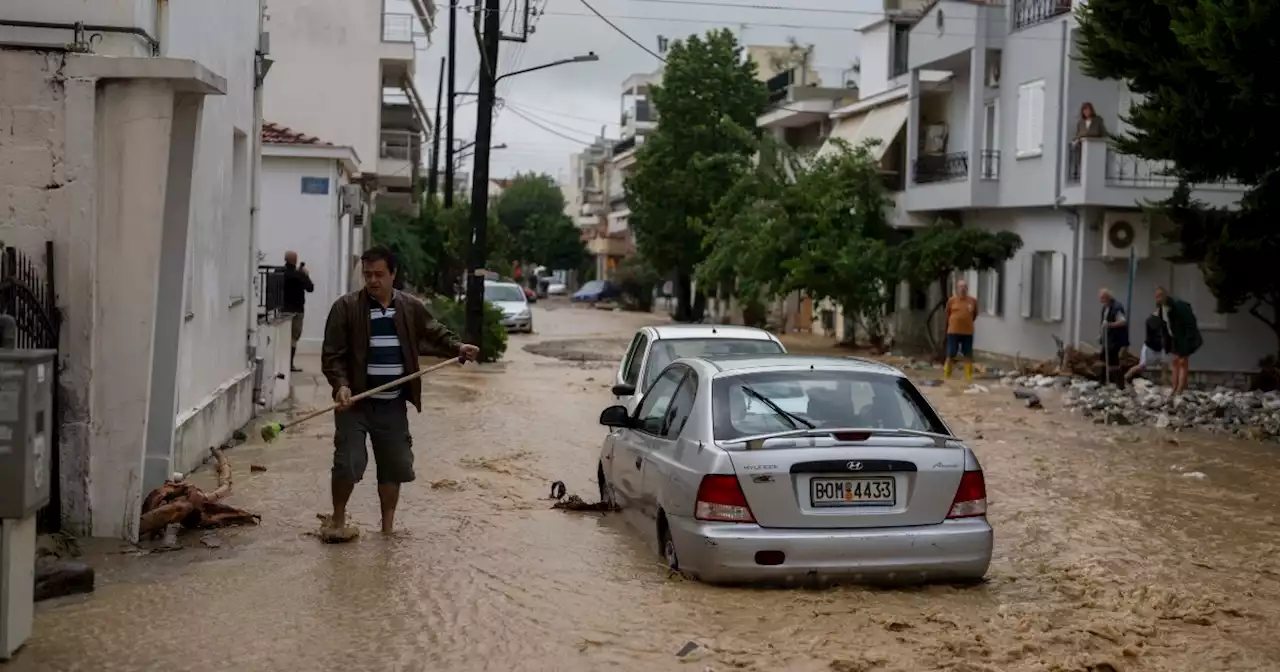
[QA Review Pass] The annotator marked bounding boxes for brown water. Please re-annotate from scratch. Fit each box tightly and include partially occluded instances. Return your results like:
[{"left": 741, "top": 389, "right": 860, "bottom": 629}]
[{"left": 9, "top": 303, "right": 1280, "bottom": 672}]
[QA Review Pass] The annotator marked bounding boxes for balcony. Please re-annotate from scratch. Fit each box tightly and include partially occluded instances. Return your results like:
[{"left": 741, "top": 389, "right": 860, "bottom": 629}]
[
  {"left": 380, "top": 12, "right": 418, "bottom": 82},
  {"left": 620, "top": 99, "right": 657, "bottom": 138},
  {"left": 907, "top": 0, "right": 1006, "bottom": 72},
  {"left": 1013, "top": 0, "right": 1071, "bottom": 30},
  {"left": 1061, "top": 137, "right": 1243, "bottom": 208},
  {"left": 378, "top": 129, "right": 418, "bottom": 185}
]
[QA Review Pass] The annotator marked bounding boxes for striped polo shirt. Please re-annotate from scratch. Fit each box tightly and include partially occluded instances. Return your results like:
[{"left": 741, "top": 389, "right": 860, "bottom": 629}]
[{"left": 367, "top": 294, "right": 405, "bottom": 400}]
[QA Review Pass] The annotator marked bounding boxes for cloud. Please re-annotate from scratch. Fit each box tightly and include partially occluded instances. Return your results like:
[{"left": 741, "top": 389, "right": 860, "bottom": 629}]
[{"left": 412, "top": 0, "right": 881, "bottom": 181}]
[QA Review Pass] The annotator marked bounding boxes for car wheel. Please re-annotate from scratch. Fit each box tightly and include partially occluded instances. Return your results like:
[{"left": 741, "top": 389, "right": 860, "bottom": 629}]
[{"left": 658, "top": 516, "right": 679, "bottom": 570}]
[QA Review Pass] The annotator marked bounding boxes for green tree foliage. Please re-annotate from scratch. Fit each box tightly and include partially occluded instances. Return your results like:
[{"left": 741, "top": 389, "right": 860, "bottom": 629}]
[
  {"left": 493, "top": 172, "right": 587, "bottom": 270},
  {"left": 614, "top": 253, "right": 662, "bottom": 312},
  {"left": 428, "top": 295, "right": 507, "bottom": 363},
  {"left": 371, "top": 209, "right": 438, "bottom": 290},
  {"left": 895, "top": 221, "right": 1022, "bottom": 354},
  {"left": 627, "top": 29, "right": 768, "bottom": 321},
  {"left": 1077, "top": 0, "right": 1280, "bottom": 353}
]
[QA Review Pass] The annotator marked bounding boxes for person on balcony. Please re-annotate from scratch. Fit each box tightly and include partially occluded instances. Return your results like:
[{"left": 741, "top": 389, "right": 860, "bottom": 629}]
[{"left": 1070, "top": 102, "right": 1108, "bottom": 178}]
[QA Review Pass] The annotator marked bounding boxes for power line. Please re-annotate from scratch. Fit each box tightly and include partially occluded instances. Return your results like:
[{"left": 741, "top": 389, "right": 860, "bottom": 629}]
[
  {"left": 504, "top": 104, "right": 593, "bottom": 144},
  {"left": 500, "top": 98, "right": 620, "bottom": 126},
  {"left": 502, "top": 101, "right": 606, "bottom": 140},
  {"left": 574, "top": 0, "right": 667, "bottom": 62},
  {"left": 622, "top": 0, "right": 906, "bottom": 17}
]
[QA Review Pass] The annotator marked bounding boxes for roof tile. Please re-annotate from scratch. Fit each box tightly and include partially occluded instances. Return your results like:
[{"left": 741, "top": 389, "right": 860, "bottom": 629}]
[{"left": 262, "top": 122, "right": 334, "bottom": 146}]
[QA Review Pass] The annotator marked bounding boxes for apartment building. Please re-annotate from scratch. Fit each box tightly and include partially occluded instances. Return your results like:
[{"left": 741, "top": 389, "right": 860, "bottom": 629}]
[
  {"left": 0, "top": 0, "right": 293, "bottom": 539},
  {"left": 813, "top": 0, "right": 1261, "bottom": 378}
]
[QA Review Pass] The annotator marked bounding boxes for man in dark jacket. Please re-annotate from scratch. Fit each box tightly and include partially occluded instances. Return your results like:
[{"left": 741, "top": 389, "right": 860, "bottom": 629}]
[
  {"left": 1098, "top": 288, "right": 1129, "bottom": 388},
  {"left": 282, "top": 251, "right": 314, "bottom": 372},
  {"left": 1124, "top": 309, "right": 1172, "bottom": 385},
  {"left": 321, "top": 245, "right": 478, "bottom": 540},
  {"left": 1156, "top": 285, "right": 1202, "bottom": 397}
]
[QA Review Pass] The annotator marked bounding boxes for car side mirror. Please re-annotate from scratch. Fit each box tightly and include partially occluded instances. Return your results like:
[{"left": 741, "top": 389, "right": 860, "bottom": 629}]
[
  {"left": 611, "top": 383, "right": 636, "bottom": 397},
  {"left": 599, "top": 405, "right": 631, "bottom": 428}
]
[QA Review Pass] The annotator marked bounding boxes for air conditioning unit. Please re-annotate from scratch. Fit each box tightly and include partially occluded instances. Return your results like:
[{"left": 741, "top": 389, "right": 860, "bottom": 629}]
[
  {"left": 1101, "top": 211, "right": 1150, "bottom": 260},
  {"left": 340, "top": 184, "right": 364, "bottom": 218},
  {"left": 985, "top": 60, "right": 1001, "bottom": 88}
]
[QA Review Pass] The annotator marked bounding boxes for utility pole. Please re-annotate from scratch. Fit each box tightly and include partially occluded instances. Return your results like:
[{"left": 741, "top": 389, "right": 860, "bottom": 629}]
[
  {"left": 443, "top": 0, "right": 459, "bottom": 207},
  {"left": 464, "top": 0, "right": 502, "bottom": 350},
  {"left": 427, "top": 56, "right": 445, "bottom": 200}
]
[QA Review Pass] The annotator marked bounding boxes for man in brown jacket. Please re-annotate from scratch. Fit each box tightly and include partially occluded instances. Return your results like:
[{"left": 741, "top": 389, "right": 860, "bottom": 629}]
[{"left": 321, "top": 245, "right": 478, "bottom": 540}]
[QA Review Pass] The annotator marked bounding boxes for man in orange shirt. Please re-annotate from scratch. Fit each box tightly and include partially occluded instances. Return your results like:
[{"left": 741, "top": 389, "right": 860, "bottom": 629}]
[{"left": 944, "top": 278, "right": 979, "bottom": 381}]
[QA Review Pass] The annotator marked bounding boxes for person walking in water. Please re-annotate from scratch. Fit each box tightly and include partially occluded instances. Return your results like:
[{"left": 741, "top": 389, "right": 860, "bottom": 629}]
[
  {"left": 1098, "top": 288, "right": 1129, "bottom": 389},
  {"left": 1155, "top": 285, "right": 1202, "bottom": 398},
  {"left": 282, "top": 251, "right": 314, "bottom": 372},
  {"left": 943, "top": 278, "right": 979, "bottom": 381},
  {"left": 320, "top": 245, "right": 479, "bottom": 541},
  {"left": 1125, "top": 307, "right": 1172, "bottom": 386}
]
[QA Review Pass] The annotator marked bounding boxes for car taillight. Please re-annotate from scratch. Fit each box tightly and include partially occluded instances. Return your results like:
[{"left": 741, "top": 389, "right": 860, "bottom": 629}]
[
  {"left": 947, "top": 470, "right": 987, "bottom": 519},
  {"left": 695, "top": 475, "right": 756, "bottom": 523}
]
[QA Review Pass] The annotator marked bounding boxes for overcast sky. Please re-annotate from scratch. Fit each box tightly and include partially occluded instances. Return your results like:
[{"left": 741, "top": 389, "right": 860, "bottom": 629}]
[{"left": 409, "top": 0, "right": 886, "bottom": 182}]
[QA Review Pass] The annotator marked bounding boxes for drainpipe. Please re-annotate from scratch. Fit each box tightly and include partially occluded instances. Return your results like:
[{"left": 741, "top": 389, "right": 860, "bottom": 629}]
[
  {"left": 246, "top": 0, "right": 266, "bottom": 369},
  {"left": 1053, "top": 18, "right": 1076, "bottom": 346}
]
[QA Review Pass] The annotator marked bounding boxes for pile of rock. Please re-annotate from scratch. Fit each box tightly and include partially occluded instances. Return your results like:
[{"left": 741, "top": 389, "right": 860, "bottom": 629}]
[{"left": 1055, "top": 378, "right": 1280, "bottom": 441}]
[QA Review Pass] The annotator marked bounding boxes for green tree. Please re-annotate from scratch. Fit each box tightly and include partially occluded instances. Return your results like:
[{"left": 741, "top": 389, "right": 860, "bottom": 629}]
[
  {"left": 895, "top": 221, "right": 1022, "bottom": 355},
  {"left": 494, "top": 172, "right": 575, "bottom": 265},
  {"left": 372, "top": 209, "right": 434, "bottom": 289},
  {"left": 524, "top": 213, "right": 589, "bottom": 272},
  {"left": 1077, "top": 0, "right": 1280, "bottom": 353},
  {"left": 627, "top": 29, "right": 768, "bottom": 321}
]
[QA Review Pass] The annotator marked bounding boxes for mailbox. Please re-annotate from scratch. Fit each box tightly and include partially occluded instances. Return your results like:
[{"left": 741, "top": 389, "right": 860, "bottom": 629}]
[{"left": 0, "top": 349, "right": 56, "bottom": 520}]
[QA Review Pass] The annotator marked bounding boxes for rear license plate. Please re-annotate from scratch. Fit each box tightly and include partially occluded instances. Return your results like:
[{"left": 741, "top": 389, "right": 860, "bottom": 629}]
[{"left": 810, "top": 477, "right": 895, "bottom": 507}]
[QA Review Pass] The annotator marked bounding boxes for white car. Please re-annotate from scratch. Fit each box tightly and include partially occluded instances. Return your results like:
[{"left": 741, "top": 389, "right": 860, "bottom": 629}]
[
  {"left": 611, "top": 325, "right": 786, "bottom": 414},
  {"left": 547, "top": 282, "right": 567, "bottom": 296},
  {"left": 484, "top": 281, "right": 532, "bottom": 333}
]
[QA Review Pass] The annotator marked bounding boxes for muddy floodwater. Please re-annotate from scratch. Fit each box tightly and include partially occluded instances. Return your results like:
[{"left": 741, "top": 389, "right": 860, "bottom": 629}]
[{"left": 10, "top": 303, "right": 1280, "bottom": 672}]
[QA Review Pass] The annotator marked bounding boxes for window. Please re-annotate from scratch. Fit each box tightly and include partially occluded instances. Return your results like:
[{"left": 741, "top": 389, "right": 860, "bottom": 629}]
[
  {"left": 641, "top": 338, "right": 784, "bottom": 391},
  {"left": 977, "top": 264, "right": 1004, "bottom": 317},
  {"left": 1170, "top": 263, "right": 1227, "bottom": 330},
  {"left": 621, "top": 334, "right": 648, "bottom": 386},
  {"left": 483, "top": 284, "right": 526, "bottom": 302},
  {"left": 1020, "top": 251, "right": 1065, "bottom": 322},
  {"left": 1016, "top": 80, "right": 1046, "bottom": 158},
  {"left": 225, "top": 129, "right": 251, "bottom": 306},
  {"left": 890, "top": 23, "right": 911, "bottom": 78},
  {"left": 636, "top": 367, "right": 686, "bottom": 435},
  {"left": 662, "top": 371, "right": 699, "bottom": 439},
  {"left": 711, "top": 370, "right": 948, "bottom": 441}
]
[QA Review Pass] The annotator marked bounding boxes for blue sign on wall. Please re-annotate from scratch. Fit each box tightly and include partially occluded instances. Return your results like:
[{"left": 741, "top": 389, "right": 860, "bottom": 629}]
[{"left": 301, "top": 177, "right": 330, "bottom": 195}]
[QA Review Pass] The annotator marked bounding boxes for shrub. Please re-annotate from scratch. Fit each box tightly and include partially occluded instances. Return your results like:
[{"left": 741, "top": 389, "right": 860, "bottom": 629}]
[{"left": 427, "top": 296, "right": 508, "bottom": 363}]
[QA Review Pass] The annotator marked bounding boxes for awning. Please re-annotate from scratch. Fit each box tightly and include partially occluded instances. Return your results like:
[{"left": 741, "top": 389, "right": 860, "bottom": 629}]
[{"left": 817, "top": 100, "right": 908, "bottom": 161}]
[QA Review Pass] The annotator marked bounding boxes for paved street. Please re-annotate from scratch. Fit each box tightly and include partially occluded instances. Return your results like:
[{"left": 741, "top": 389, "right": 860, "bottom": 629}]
[{"left": 10, "top": 302, "right": 1280, "bottom": 672}]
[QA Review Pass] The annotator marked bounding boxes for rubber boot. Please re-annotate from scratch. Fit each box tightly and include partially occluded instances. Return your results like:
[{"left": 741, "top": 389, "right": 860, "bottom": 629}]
[
  {"left": 943, "top": 359, "right": 953, "bottom": 379},
  {"left": 964, "top": 361, "right": 974, "bottom": 381}
]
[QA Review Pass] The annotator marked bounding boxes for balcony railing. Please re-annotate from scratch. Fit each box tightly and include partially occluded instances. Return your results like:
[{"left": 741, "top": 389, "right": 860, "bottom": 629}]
[
  {"left": 914, "top": 152, "right": 969, "bottom": 184},
  {"left": 380, "top": 130, "right": 417, "bottom": 160},
  {"left": 382, "top": 12, "right": 415, "bottom": 43},
  {"left": 979, "top": 149, "right": 1000, "bottom": 180},
  {"left": 1013, "top": 0, "right": 1072, "bottom": 30},
  {"left": 257, "top": 265, "right": 286, "bottom": 323}
]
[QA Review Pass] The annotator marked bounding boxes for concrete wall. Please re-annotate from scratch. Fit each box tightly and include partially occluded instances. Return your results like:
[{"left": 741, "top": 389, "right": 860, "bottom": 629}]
[
  {"left": 859, "top": 25, "right": 890, "bottom": 98},
  {"left": 259, "top": 155, "right": 350, "bottom": 352},
  {"left": 166, "top": 0, "right": 261, "bottom": 477},
  {"left": 263, "top": 0, "right": 383, "bottom": 172},
  {"left": 0, "top": 0, "right": 157, "bottom": 56},
  {"left": 996, "top": 18, "right": 1067, "bottom": 208}
]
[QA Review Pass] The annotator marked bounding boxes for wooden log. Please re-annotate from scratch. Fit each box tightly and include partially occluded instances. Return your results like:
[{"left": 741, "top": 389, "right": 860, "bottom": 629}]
[
  {"left": 207, "top": 446, "right": 233, "bottom": 502},
  {"left": 139, "top": 500, "right": 197, "bottom": 538}
]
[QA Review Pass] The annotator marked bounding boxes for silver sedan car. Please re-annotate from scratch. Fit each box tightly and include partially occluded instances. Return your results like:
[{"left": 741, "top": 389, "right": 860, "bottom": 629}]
[{"left": 596, "top": 355, "right": 992, "bottom": 585}]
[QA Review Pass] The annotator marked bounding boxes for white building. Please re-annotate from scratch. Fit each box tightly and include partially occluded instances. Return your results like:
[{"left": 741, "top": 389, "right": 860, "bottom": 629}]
[
  {"left": 258, "top": 123, "right": 362, "bottom": 353},
  {"left": 261, "top": 0, "right": 435, "bottom": 217},
  {"left": 0, "top": 0, "right": 293, "bottom": 539},
  {"left": 809, "top": 0, "right": 1263, "bottom": 382}
]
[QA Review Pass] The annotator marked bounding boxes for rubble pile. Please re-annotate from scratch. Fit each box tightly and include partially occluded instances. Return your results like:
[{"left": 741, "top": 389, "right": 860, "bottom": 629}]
[{"left": 1059, "top": 378, "right": 1280, "bottom": 441}]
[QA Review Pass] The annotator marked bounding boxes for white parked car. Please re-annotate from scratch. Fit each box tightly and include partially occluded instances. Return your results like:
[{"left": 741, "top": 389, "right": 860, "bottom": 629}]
[
  {"left": 611, "top": 325, "right": 786, "bottom": 414},
  {"left": 596, "top": 354, "right": 991, "bottom": 585},
  {"left": 546, "top": 282, "right": 568, "bottom": 296},
  {"left": 483, "top": 281, "right": 532, "bottom": 333}
]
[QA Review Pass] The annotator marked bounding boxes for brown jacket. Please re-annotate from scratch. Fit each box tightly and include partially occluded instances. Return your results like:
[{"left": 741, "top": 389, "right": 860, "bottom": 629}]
[
  {"left": 321, "top": 290, "right": 461, "bottom": 411},
  {"left": 1073, "top": 115, "right": 1107, "bottom": 141}
]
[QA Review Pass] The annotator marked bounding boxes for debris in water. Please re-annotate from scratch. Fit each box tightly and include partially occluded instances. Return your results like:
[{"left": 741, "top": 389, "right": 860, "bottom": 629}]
[
  {"left": 551, "top": 495, "right": 619, "bottom": 513},
  {"left": 138, "top": 446, "right": 261, "bottom": 539},
  {"left": 963, "top": 383, "right": 989, "bottom": 394},
  {"left": 919, "top": 379, "right": 943, "bottom": 387},
  {"left": 431, "top": 478, "right": 463, "bottom": 490},
  {"left": 200, "top": 534, "right": 222, "bottom": 549},
  {"left": 675, "top": 641, "right": 699, "bottom": 657},
  {"left": 250, "top": 464, "right": 268, "bottom": 473},
  {"left": 34, "top": 558, "right": 95, "bottom": 602},
  {"left": 1181, "top": 471, "right": 1208, "bottom": 480}
]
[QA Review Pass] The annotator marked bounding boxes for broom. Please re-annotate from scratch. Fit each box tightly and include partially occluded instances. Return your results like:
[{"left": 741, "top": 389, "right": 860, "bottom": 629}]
[{"left": 260, "top": 356, "right": 466, "bottom": 442}]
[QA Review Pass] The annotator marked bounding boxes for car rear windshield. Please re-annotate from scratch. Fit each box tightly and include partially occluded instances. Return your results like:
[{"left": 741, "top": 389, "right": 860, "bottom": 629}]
[
  {"left": 484, "top": 284, "right": 525, "bottom": 302},
  {"left": 643, "top": 338, "right": 784, "bottom": 389},
  {"left": 711, "top": 369, "right": 948, "bottom": 441}
]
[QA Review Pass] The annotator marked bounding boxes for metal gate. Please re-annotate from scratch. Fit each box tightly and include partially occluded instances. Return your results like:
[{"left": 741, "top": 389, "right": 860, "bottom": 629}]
[{"left": 1, "top": 241, "right": 63, "bottom": 533}]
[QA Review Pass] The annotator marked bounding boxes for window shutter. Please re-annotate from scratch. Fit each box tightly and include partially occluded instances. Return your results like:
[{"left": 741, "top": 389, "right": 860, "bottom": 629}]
[
  {"left": 966, "top": 269, "right": 980, "bottom": 312},
  {"left": 1030, "top": 84, "right": 1045, "bottom": 153},
  {"left": 1016, "top": 86, "right": 1029, "bottom": 154},
  {"left": 1019, "top": 255, "right": 1033, "bottom": 318},
  {"left": 1048, "top": 251, "right": 1066, "bottom": 322}
]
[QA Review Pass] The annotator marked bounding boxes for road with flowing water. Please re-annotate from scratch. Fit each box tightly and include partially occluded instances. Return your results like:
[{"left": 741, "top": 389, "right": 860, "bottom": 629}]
[{"left": 9, "top": 301, "right": 1280, "bottom": 672}]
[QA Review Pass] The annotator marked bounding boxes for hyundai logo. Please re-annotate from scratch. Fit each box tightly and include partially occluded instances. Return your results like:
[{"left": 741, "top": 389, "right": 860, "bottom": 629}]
[{"left": 846, "top": 461, "right": 864, "bottom": 471}]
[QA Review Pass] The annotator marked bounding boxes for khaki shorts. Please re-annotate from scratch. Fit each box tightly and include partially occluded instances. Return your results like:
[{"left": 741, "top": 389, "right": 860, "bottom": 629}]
[{"left": 289, "top": 312, "right": 304, "bottom": 344}]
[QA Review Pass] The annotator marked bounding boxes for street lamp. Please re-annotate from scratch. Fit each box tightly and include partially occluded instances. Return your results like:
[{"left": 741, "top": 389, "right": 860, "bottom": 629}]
[{"left": 464, "top": 47, "right": 600, "bottom": 353}]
